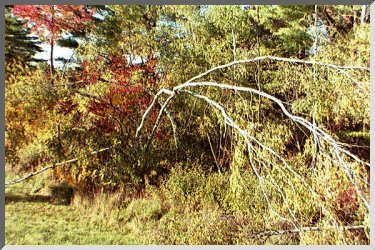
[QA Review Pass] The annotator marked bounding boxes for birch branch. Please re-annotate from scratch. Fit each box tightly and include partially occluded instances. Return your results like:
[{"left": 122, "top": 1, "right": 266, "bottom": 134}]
[
  {"left": 135, "top": 88, "right": 174, "bottom": 141},
  {"left": 182, "top": 89, "right": 291, "bottom": 223},
  {"left": 184, "top": 55, "right": 369, "bottom": 85},
  {"left": 5, "top": 143, "right": 120, "bottom": 187},
  {"left": 146, "top": 93, "right": 176, "bottom": 148},
  {"left": 135, "top": 56, "right": 370, "bottom": 212},
  {"left": 177, "top": 81, "right": 370, "bottom": 167},
  {"left": 144, "top": 89, "right": 178, "bottom": 147},
  {"left": 138, "top": 81, "right": 370, "bottom": 214},
  {"left": 180, "top": 81, "right": 369, "bottom": 210},
  {"left": 181, "top": 89, "right": 342, "bottom": 227},
  {"left": 136, "top": 56, "right": 369, "bottom": 149},
  {"left": 313, "top": 5, "right": 318, "bottom": 55},
  {"left": 254, "top": 225, "right": 365, "bottom": 238}
]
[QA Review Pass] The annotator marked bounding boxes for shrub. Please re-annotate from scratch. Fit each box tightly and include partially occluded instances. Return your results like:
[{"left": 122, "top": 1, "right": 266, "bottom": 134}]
[{"left": 49, "top": 182, "right": 74, "bottom": 205}]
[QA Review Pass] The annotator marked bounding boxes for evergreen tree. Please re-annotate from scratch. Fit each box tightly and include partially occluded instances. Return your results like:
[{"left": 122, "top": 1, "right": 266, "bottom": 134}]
[{"left": 5, "top": 6, "right": 43, "bottom": 66}]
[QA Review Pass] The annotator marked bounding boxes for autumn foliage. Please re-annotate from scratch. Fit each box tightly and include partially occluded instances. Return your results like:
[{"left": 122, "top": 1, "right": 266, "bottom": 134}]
[
  {"left": 12, "top": 5, "right": 95, "bottom": 43},
  {"left": 77, "top": 53, "right": 159, "bottom": 134},
  {"left": 5, "top": 5, "right": 370, "bottom": 245},
  {"left": 13, "top": 5, "right": 95, "bottom": 76}
]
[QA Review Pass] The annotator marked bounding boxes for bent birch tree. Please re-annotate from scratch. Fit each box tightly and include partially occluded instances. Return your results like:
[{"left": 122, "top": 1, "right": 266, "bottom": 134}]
[{"left": 136, "top": 55, "right": 370, "bottom": 229}]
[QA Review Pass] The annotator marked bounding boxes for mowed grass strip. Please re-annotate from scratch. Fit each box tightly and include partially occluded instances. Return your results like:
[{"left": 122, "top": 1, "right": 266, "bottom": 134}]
[{"left": 5, "top": 193, "right": 137, "bottom": 245}]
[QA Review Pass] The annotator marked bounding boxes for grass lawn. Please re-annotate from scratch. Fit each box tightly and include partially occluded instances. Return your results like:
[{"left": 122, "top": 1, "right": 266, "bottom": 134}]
[
  {"left": 5, "top": 173, "right": 139, "bottom": 245},
  {"left": 5, "top": 169, "right": 369, "bottom": 245},
  {"left": 5, "top": 198, "right": 138, "bottom": 245}
]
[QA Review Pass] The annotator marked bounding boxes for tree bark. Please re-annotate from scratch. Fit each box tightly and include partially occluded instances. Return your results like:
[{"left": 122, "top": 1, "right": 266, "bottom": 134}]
[
  {"left": 50, "top": 39, "right": 55, "bottom": 78},
  {"left": 50, "top": 5, "right": 55, "bottom": 82},
  {"left": 361, "top": 5, "right": 368, "bottom": 25}
]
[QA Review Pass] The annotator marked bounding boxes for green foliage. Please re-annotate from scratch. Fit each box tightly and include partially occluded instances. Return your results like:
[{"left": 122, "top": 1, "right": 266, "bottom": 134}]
[
  {"left": 159, "top": 165, "right": 228, "bottom": 212},
  {"left": 5, "top": 5, "right": 370, "bottom": 245},
  {"left": 5, "top": 65, "right": 57, "bottom": 167},
  {"left": 118, "top": 198, "right": 165, "bottom": 223}
]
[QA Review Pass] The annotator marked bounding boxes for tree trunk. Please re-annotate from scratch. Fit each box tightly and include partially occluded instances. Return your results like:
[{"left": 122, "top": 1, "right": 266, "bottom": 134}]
[
  {"left": 50, "top": 5, "right": 55, "bottom": 82},
  {"left": 361, "top": 5, "right": 368, "bottom": 25},
  {"left": 50, "top": 39, "right": 55, "bottom": 78},
  {"left": 313, "top": 5, "right": 318, "bottom": 55}
]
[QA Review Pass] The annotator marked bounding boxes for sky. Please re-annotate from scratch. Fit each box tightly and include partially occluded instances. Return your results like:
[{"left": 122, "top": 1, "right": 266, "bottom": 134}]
[
  {"left": 34, "top": 43, "right": 144, "bottom": 69},
  {"left": 33, "top": 12, "right": 105, "bottom": 69},
  {"left": 34, "top": 43, "right": 75, "bottom": 68}
]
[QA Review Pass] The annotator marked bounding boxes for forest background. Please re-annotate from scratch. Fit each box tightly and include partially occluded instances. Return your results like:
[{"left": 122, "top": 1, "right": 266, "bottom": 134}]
[{"left": 4, "top": 5, "right": 371, "bottom": 245}]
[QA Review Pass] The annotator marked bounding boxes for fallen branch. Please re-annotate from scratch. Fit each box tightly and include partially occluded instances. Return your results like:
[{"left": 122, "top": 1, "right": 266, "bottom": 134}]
[
  {"left": 5, "top": 143, "right": 120, "bottom": 187},
  {"left": 179, "top": 82, "right": 370, "bottom": 166},
  {"left": 136, "top": 56, "right": 370, "bottom": 213},
  {"left": 254, "top": 225, "right": 365, "bottom": 238},
  {"left": 144, "top": 89, "right": 178, "bottom": 147},
  {"left": 146, "top": 93, "right": 176, "bottom": 148},
  {"left": 183, "top": 82, "right": 369, "bottom": 211}
]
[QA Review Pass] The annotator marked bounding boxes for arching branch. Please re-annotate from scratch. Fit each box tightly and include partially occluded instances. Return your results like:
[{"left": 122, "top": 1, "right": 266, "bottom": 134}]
[
  {"left": 136, "top": 55, "right": 369, "bottom": 148},
  {"left": 136, "top": 56, "right": 370, "bottom": 214}
]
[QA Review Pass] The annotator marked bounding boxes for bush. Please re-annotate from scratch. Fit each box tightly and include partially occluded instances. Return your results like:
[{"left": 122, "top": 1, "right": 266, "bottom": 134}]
[
  {"left": 119, "top": 198, "right": 165, "bottom": 223},
  {"left": 49, "top": 182, "right": 74, "bottom": 205},
  {"left": 148, "top": 206, "right": 236, "bottom": 245},
  {"left": 160, "top": 164, "right": 229, "bottom": 212}
]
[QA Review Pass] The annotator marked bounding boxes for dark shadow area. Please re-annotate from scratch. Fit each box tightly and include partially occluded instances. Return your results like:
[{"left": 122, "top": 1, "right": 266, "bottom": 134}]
[{"left": 5, "top": 193, "right": 52, "bottom": 204}]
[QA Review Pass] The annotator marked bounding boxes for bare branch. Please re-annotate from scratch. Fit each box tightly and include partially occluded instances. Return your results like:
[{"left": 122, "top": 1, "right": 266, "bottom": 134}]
[
  {"left": 5, "top": 143, "right": 120, "bottom": 187},
  {"left": 144, "top": 89, "right": 178, "bottom": 147},
  {"left": 181, "top": 89, "right": 343, "bottom": 228},
  {"left": 135, "top": 55, "right": 369, "bottom": 149},
  {"left": 179, "top": 81, "right": 369, "bottom": 210},
  {"left": 182, "top": 89, "right": 291, "bottom": 222},
  {"left": 135, "top": 88, "right": 173, "bottom": 141},
  {"left": 177, "top": 81, "right": 370, "bottom": 166},
  {"left": 136, "top": 56, "right": 370, "bottom": 214},
  {"left": 254, "top": 225, "right": 365, "bottom": 238},
  {"left": 183, "top": 55, "right": 369, "bottom": 85},
  {"left": 145, "top": 93, "right": 176, "bottom": 148}
]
